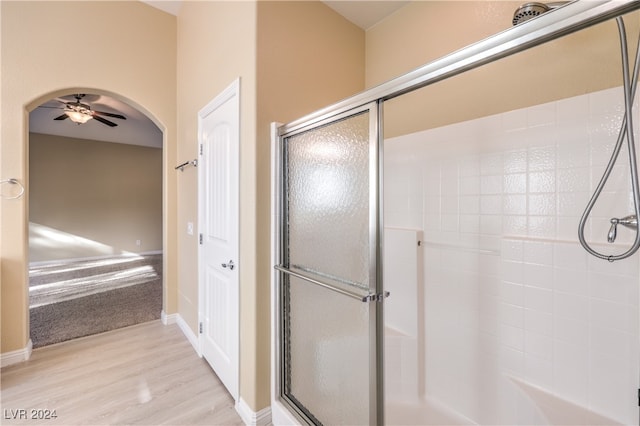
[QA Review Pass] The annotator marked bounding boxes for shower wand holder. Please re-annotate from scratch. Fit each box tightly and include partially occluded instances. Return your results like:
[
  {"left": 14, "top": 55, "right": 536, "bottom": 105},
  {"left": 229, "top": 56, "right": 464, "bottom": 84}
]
[{"left": 608, "top": 215, "right": 638, "bottom": 243}]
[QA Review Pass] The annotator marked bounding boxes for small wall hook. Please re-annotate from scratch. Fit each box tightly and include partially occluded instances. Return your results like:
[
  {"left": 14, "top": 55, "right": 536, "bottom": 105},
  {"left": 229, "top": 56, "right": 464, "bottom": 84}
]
[{"left": 0, "top": 178, "right": 25, "bottom": 200}]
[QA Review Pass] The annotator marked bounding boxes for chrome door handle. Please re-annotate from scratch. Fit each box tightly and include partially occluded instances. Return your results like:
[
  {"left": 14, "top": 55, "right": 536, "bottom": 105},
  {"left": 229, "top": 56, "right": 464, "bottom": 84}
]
[{"left": 221, "top": 260, "right": 235, "bottom": 270}]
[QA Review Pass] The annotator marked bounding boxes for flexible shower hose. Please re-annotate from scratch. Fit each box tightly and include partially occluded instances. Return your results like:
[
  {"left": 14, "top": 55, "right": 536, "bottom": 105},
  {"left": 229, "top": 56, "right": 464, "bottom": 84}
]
[{"left": 578, "top": 16, "right": 640, "bottom": 262}]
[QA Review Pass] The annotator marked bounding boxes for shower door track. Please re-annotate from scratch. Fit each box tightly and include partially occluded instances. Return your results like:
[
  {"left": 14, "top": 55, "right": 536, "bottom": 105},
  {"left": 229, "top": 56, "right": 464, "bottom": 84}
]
[{"left": 277, "top": 0, "right": 640, "bottom": 138}]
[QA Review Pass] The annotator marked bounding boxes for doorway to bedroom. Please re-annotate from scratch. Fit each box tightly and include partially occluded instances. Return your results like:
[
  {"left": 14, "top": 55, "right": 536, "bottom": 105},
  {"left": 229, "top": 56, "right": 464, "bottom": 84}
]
[{"left": 28, "top": 92, "right": 164, "bottom": 348}]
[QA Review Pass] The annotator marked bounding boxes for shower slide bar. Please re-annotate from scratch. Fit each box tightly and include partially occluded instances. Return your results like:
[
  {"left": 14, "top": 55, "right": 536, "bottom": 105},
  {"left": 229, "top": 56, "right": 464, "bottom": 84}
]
[
  {"left": 278, "top": 0, "right": 640, "bottom": 137},
  {"left": 275, "top": 265, "right": 388, "bottom": 303}
]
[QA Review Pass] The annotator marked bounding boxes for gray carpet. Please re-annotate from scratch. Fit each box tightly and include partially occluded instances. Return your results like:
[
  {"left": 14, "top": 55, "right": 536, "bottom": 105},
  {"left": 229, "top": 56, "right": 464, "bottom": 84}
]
[{"left": 29, "top": 254, "right": 163, "bottom": 348}]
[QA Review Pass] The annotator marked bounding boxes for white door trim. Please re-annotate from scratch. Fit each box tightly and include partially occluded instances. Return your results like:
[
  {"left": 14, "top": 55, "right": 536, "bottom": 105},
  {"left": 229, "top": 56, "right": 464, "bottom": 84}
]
[{"left": 197, "top": 78, "right": 240, "bottom": 402}]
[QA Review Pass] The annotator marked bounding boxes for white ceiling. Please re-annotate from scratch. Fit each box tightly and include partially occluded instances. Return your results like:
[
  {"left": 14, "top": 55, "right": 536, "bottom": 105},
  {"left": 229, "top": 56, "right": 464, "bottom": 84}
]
[
  {"left": 141, "top": 0, "right": 182, "bottom": 16},
  {"left": 141, "top": 0, "right": 409, "bottom": 30},
  {"left": 322, "top": 1, "right": 409, "bottom": 30},
  {"left": 29, "top": 1, "right": 407, "bottom": 148}
]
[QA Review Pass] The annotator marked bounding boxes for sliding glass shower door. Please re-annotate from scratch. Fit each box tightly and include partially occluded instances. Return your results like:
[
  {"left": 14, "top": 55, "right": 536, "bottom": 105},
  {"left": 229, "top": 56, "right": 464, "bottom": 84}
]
[{"left": 274, "top": 103, "right": 383, "bottom": 425}]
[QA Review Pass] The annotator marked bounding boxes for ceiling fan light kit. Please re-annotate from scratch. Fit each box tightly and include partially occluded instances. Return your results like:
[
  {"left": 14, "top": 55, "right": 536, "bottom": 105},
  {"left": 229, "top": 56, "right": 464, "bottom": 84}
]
[
  {"left": 64, "top": 107, "right": 93, "bottom": 124},
  {"left": 46, "top": 94, "right": 127, "bottom": 127}
]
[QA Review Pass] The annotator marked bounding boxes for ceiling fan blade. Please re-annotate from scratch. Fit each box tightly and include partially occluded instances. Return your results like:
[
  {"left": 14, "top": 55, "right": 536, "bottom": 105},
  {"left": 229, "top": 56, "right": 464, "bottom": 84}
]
[
  {"left": 93, "top": 110, "right": 126, "bottom": 120},
  {"left": 38, "top": 105, "right": 64, "bottom": 109},
  {"left": 54, "top": 114, "right": 69, "bottom": 121},
  {"left": 93, "top": 115, "right": 118, "bottom": 127}
]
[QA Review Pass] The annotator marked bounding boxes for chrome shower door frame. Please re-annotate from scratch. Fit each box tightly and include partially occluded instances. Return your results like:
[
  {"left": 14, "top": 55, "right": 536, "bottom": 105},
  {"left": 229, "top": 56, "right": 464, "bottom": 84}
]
[{"left": 274, "top": 101, "right": 384, "bottom": 425}]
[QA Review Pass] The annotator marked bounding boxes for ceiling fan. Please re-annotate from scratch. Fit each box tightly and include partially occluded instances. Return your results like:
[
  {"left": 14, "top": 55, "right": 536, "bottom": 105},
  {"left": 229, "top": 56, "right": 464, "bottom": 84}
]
[{"left": 44, "top": 94, "right": 127, "bottom": 127}]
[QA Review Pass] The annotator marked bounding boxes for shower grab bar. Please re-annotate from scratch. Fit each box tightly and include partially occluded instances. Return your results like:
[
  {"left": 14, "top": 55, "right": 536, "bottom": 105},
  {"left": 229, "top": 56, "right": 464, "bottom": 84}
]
[{"left": 275, "top": 265, "right": 375, "bottom": 303}]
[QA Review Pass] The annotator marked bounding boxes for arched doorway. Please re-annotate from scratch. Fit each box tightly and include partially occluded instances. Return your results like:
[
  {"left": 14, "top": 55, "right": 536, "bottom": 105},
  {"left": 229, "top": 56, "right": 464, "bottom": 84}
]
[{"left": 27, "top": 90, "right": 164, "bottom": 348}]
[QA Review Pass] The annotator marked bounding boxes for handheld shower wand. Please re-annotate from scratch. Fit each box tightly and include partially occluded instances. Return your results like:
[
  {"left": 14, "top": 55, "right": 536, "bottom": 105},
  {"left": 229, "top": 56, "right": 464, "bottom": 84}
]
[
  {"left": 512, "top": 3, "right": 640, "bottom": 261},
  {"left": 578, "top": 17, "right": 640, "bottom": 262}
]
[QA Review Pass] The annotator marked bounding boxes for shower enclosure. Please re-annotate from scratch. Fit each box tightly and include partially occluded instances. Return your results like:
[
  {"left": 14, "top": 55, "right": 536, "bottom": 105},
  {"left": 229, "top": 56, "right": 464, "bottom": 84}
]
[
  {"left": 271, "top": 1, "right": 640, "bottom": 425},
  {"left": 273, "top": 104, "right": 383, "bottom": 425}
]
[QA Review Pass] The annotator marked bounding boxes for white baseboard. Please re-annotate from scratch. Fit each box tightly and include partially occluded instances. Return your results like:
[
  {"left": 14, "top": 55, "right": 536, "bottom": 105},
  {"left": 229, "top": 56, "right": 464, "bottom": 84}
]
[
  {"left": 176, "top": 314, "right": 200, "bottom": 355},
  {"left": 161, "top": 310, "right": 178, "bottom": 325},
  {"left": 236, "top": 398, "right": 272, "bottom": 426},
  {"left": 1, "top": 339, "right": 32, "bottom": 368}
]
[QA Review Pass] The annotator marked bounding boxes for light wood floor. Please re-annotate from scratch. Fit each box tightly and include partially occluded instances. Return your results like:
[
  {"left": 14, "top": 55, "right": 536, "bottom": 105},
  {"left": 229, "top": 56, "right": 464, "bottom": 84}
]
[{"left": 1, "top": 321, "right": 244, "bottom": 425}]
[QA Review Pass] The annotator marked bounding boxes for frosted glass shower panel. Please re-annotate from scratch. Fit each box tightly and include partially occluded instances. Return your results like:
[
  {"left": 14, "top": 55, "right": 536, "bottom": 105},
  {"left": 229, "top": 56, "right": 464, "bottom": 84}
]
[
  {"left": 285, "top": 112, "right": 371, "bottom": 290},
  {"left": 285, "top": 275, "right": 371, "bottom": 425}
]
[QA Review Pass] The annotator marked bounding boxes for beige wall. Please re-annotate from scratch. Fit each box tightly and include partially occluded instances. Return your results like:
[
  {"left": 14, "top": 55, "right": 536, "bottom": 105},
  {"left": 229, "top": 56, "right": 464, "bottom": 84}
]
[
  {"left": 29, "top": 133, "right": 162, "bottom": 262},
  {"left": 176, "top": 0, "right": 364, "bottom": 411},
  {"left": 0, "top": 1, "right": 177, "bottom": 353},
  {"left": 256, "top": 0, "right": 365, "bottom": 410},
  {"left": 366, "top": 2, "right": 640, "bottom": 138},
  {"left": 1, "top": 0, "right": 363, "bottom": 413}
]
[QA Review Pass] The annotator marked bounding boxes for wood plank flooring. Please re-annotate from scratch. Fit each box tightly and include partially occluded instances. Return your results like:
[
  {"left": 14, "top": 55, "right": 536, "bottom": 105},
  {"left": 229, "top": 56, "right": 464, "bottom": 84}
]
[{"left": 1, "top": 321, "right": 244, "bottom": 425}]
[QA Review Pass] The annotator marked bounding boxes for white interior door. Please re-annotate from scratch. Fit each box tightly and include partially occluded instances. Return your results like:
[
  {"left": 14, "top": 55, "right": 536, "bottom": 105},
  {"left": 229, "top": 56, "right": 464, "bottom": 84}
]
[{"left": 198, "top": 79, "right": 240, "bottom": 401}]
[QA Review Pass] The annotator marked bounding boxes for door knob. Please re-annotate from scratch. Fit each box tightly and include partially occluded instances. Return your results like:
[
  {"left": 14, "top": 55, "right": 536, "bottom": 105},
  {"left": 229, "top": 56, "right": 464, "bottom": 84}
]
[{"left": 221, "top": 260, "right": 235, "bottom": 270}]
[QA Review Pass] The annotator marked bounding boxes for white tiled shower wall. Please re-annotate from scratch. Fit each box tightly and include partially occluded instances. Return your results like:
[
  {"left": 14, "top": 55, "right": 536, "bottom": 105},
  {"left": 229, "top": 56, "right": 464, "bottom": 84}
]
[{"left": 384, "top": 87, "right": 639, "bottom": 425}]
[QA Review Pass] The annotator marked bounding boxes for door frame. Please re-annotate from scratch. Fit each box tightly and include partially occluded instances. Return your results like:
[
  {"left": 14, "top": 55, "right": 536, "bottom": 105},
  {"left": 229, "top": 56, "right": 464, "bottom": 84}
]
[
  {"left": 24, "top": 89, "right": 166, "bottom": 356},
  {"left": 197, "top": 78, "right": 241, "bottom": 402}
]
